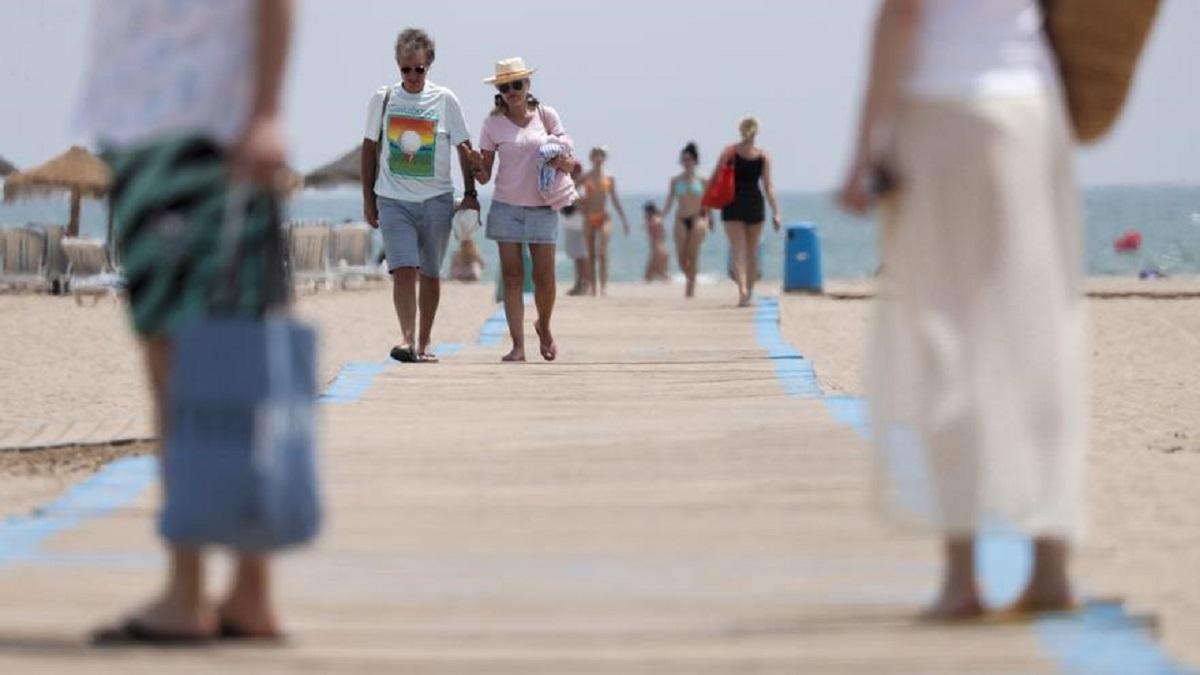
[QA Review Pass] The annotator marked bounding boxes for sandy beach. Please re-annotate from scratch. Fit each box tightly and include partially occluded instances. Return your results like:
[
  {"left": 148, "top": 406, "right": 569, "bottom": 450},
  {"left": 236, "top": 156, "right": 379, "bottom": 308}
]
[{"left": 1, "top": 278, "right": 1198, "bottom": 667}]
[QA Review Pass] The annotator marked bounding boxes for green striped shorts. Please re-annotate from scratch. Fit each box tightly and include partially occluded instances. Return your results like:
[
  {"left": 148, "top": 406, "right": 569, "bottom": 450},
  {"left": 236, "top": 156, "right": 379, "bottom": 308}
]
[{"left": 105, "top": 136, "right": 288, "bottom": 337}]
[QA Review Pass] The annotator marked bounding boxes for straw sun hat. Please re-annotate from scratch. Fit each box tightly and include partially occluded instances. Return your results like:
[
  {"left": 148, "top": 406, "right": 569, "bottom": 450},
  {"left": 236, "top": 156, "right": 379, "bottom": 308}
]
[{"left": 483, "top": 57, "right": 537, "bottom": 85}]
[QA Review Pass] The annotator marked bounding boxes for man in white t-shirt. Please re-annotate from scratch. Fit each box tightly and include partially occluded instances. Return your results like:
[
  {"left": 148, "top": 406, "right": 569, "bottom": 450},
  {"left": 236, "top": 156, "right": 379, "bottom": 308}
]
[{"left": 362, "top": 28, "right": 477, "bottom": 363}]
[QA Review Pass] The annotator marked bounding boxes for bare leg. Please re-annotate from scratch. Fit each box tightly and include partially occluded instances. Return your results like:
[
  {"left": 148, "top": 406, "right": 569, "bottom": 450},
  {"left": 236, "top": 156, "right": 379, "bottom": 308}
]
[
  {"left": 597, "top": 224, "right": 612, "bottom": 296},
  {"left": 724, "top": 221, "right": 750, "bottom": 305},
  {"left": 97, "top": 338, "right": 216, "bottom": 638},
  {"left": 585, "top": 225, "right": 599, "bottom": 297},
  {"left": 1010, "top": 537, "right": 1075, "bottom": 612},
  {"left": 744, "top": 222, "right": 764, "bottom": 303},
  {"left": 569, "top": 258, "right": 586, "bottom": 295},
  {"left": 498, "top": 242, "right": 526, "bottom": 362},
  {"left": 416, "top": 273, "right": 441, "bottom": 356},
  {"left": 924, "top": 536, "right": 984, "bottom": 620},
  {"left": 390, "top": 267, "right": 418, "bottom": 349},
  {"left": 530, "top": 243, "right": 558, "bottom": 361},
  {"left": 673, "top": 221, "right": 690, "bottom": 297},
  {"left": 219, "top": 556, "right": 280, "bottom": 637}
]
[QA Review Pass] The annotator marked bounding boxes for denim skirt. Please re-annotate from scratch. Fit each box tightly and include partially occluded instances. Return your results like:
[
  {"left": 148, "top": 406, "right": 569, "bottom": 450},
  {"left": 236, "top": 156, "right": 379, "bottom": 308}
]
[{"left": 486, "top": 201, "right": 559, "bottom": 244}]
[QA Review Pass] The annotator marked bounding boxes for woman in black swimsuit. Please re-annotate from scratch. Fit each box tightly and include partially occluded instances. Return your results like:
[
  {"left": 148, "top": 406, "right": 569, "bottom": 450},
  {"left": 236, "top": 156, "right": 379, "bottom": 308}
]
[{"left": 720, "top": 116, "right": 781, "bottom": 307}]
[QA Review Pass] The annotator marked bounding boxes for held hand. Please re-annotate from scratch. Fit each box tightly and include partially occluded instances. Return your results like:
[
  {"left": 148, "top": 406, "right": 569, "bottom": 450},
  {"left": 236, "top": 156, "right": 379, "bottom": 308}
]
[
  {"left": 466, "top": 148, "right": 484, "bottom": 172},
  {"left": 364, "top": 200, "right": 379, "bottom": 229},
  {"left": 837, "top": 158, "right": 872, "bottom": 216},
  {"left": 231, "top": 115, "right": 287, "bottom": 187},
  {"left": 458, "top": 195, "right": 481, "bottom": 212}
]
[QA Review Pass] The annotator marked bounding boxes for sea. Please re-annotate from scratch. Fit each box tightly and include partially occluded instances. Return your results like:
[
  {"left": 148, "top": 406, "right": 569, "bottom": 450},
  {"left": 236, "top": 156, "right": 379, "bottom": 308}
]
[{"left": 3, "top": 184, "right": 1199, "bottom": 283}]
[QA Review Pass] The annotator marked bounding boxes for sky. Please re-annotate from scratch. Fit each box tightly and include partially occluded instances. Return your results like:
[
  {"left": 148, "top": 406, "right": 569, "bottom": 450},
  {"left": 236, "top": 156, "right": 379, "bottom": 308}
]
[{"left": 0, "top": 0, "right": 1197, "bottom": 193}]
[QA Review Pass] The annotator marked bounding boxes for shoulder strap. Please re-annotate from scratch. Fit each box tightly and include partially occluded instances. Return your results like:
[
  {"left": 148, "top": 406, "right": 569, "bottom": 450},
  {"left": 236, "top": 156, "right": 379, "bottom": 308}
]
[{"left": 377, "top": 87, "right": 392, "bottom": 147}]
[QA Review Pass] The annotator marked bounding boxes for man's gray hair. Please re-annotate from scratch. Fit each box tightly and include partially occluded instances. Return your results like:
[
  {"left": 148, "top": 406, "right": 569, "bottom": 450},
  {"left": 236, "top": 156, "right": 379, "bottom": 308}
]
[{"left": 395, "top": 28, "right": 435, "bottom": 63}]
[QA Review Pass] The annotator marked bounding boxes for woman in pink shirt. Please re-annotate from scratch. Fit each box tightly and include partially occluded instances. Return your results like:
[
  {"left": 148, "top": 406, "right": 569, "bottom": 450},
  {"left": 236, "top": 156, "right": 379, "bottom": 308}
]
[{"left": 470, "top": 58, "right": 577, "bottom": 362}]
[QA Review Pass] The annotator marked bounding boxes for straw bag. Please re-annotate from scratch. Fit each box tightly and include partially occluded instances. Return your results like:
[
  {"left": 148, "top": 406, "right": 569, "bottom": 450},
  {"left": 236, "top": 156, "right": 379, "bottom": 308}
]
[{"left": 1041, "top": 0, "right": 1161, "bottom": 143}]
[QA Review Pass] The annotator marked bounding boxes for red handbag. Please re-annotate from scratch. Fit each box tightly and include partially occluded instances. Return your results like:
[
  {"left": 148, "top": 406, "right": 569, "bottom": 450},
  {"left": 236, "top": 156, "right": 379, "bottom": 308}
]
[{"left": 701, "top": 146, "right": 736, "bottom": 210}]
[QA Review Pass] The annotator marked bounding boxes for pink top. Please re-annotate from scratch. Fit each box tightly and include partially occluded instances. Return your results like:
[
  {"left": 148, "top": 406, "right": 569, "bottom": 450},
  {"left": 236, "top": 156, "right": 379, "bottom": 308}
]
[{"left": 480, "top": 105, "right": 570, "bottom": 207}]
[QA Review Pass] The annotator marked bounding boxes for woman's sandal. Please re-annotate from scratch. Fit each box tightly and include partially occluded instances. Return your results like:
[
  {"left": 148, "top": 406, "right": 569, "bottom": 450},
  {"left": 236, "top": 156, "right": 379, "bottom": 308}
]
[{"left": 533, "top": 322, "right": 558, "bottom": 362}]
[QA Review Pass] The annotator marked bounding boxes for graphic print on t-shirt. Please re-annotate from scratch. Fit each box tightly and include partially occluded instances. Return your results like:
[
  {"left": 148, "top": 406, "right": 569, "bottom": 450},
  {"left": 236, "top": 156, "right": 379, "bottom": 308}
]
[{"left": 387, "top": 114, "right": 437, "bottom": 178}]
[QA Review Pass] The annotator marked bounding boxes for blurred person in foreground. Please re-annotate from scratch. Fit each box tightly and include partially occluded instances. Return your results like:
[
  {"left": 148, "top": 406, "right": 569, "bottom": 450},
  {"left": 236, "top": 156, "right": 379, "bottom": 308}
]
[
  {"left": 80, "top": 0, "right": 296, "bottom": 642},
  {"left": 838, "top": 0, "right": 1085, "bottom": 620}
]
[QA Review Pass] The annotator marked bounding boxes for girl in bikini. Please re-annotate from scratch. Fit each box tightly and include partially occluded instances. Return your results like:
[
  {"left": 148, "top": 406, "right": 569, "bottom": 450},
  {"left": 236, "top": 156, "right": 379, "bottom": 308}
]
[
  {"left": 577, "top": 146, "right": 630, "bottom": 296},
  {"left": 661, "top": 142, "right": 709, "bottom": 298}
]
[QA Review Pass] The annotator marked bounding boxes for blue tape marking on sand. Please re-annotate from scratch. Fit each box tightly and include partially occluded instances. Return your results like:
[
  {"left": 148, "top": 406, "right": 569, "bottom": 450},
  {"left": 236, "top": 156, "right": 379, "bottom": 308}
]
[
  {"left": 479, "top": 306, "right": 508, "bottom": 347},
  {"left": 753, "top": 295, "right": 1194, "bottom": 675},
  {"left": 0, "top": 455, "right": 157, "bottom": 567},
  {"left": 318, "top": 360, "right": 391, "bottom": 405}
]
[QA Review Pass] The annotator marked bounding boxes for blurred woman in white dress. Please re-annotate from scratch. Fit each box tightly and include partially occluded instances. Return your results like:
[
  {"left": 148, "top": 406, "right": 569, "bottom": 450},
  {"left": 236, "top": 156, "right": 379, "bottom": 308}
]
[{"left": 838, "top": 0, "right": 1085, "bottom": 620}]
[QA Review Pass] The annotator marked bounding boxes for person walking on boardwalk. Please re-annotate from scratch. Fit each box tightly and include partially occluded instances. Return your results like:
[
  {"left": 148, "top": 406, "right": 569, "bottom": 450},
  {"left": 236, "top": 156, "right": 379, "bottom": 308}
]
[
  {"left": 81, "top": 0, "right": 298, "bottom": 642},
  {"left": 718, "top": 116, "right": 782, "bottom": 307},
  {"left": 468, "top": 58, "right": 579, "bottom": 362},
  {"left": 577, "top": 146, "right": 631, "bottom": 296},
  {"left": 362, "top": 28, "right": 478, "bottom": 364},
  {"left": 661, "top": 142, "right": 710, "bottom": 298},
  {"left": 838, "top": 0, "right": 1085, "bottom": 621}
]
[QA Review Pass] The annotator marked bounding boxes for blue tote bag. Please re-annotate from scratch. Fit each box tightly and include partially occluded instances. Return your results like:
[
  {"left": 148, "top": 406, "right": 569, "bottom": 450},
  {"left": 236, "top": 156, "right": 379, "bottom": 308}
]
[{"left": 160, "top": 187, "right": 321, "bottom": 552}]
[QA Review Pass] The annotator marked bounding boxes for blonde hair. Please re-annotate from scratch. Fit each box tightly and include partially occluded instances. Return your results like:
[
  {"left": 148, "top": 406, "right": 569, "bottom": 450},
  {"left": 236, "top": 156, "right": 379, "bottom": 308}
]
[{"left": 739, "top": 115, "right": 759, "bottom": 141}]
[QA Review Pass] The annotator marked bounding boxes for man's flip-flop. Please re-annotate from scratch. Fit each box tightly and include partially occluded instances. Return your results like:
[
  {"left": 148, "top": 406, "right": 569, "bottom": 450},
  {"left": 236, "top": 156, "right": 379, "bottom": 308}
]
[
  {"left": 218, "top": 618, "right": 286, "bottom": 643},
  {"left": 389, "top": 346, "right": 418, "bottom": 363},
  {"left": 91, "top": 619, "right": 215, "bottom": 647}
]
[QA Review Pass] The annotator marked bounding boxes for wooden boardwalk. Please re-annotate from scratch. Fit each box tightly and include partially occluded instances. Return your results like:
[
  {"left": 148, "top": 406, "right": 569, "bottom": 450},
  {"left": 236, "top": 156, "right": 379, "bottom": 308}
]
[{"left": 0, "top": 287, "right": 1098, "bottom": 672}]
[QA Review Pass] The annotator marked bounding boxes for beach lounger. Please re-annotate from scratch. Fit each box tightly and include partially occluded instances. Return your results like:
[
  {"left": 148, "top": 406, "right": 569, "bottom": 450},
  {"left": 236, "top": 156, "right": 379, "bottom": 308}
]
[
  {"left": 330, "top": 222, "right": 386, "bottom": 289},
  {"left": 286, "top": 220, "right": 333, "bottom": 293},
  {"left": 60, "top": 236, "right": 124, "bottom": 305},
  {"left": 0, "top": 226, "right": 51, "bottom": 293}
]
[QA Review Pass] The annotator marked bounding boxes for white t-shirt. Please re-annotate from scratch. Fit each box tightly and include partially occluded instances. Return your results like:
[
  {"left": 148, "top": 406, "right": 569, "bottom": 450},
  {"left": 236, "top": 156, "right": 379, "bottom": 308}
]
[
  {"left": 906, "top": 0, "right": 1056, "bottom": 99},
  {"left": 77, "top": 0, "right": 255, "bottom": 149},
  {"left": 364, "top": 81, "right": 471, "bottom": 202}
]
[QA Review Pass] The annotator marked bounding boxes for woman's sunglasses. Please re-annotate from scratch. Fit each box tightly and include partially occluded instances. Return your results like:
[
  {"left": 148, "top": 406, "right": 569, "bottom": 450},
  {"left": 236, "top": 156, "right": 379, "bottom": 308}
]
[
  {"left": 400, "top": 65, "right": 428, "bottom": 75},
  {"left": 496, "top": 80, "right": 525, "bottom": 94}
]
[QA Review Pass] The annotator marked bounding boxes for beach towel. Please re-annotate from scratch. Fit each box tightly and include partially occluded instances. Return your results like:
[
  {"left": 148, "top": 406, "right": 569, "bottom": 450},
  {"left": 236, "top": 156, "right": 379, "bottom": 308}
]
[{"left": 538, "top": 142, "right": 578, "bottom": 209}]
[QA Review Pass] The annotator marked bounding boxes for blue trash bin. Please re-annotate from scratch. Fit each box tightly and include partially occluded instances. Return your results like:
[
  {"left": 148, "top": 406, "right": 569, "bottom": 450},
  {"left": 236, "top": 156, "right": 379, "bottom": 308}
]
[{"left": 784, "top": 222, "right": 823, "bottom": 293}]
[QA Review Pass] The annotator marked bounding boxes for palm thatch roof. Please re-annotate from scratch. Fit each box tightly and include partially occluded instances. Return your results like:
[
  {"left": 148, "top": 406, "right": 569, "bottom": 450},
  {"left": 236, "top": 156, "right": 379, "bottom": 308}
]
[
  {"left": 304, "top": 147, "right": 361, "bottom": 188},
  {"left": 0, "top": 155, "right": 14, "bottom": 177},
  {"left": 2, "top": 146, "right": 109, "bottom": 202}
]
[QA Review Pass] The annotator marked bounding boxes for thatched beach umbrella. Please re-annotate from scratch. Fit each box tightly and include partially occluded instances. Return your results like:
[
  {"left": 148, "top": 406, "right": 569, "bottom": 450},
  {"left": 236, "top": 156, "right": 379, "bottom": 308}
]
[
  {"left": 304, "top": 147, "right": 361, "bottom": 188},
  {"left": 0, "top": 155, "right": 15, "bottom": 177},
  {"left": 2, "top": 146, "right": 109, "bottom": 236}
]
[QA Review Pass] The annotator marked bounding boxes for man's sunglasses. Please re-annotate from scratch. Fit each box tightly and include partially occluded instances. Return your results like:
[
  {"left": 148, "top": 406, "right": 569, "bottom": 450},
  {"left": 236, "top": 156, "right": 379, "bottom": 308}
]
[
  {"left": 400, "top": 65, "right": 428, "bottom": 75},
  {"left": 496, "top": 80, "right": 525, "bottom": 94}
]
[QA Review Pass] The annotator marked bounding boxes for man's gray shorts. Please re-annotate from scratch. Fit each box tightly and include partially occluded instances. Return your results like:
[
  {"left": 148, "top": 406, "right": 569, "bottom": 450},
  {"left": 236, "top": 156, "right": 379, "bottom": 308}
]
[{"left": 377, "top": 192, "right": 455, "bottom": 277}]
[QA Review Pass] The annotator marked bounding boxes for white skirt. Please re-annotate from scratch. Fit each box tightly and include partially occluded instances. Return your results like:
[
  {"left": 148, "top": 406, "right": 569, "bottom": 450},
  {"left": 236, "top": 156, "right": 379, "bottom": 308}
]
[{"left": 868, "top": 93, "right": 1086, "bottom": 540}]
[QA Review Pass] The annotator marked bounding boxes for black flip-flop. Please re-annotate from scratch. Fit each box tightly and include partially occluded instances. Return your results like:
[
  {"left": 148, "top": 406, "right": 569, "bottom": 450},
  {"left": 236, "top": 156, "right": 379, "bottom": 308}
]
[
  {"left": 389, "top": 345, "right": 418, "bottom": 363},
  {"left": 91, "top": 619, "right": 215, "bottom": 647},
  {"left": 218, "top": 618, "right": 286, "bottom": 643}
]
